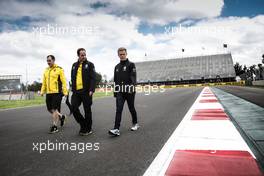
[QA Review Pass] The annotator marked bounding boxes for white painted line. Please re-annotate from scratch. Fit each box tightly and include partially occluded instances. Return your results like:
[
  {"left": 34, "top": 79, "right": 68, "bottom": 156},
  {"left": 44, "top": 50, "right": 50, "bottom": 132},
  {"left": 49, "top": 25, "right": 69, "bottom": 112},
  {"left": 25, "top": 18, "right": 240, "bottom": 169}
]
[
  {"left": 194, "top": 102, "right": 223, "bottom": 110},
  {"left": 143, "top": 87, "right": 205, "bottom": 176},
  {"left": 176, "top": 120, "right": 252, "bottom": 151},
  {"left": 143, "top": 87, "right": 257, "bottom": 176}
]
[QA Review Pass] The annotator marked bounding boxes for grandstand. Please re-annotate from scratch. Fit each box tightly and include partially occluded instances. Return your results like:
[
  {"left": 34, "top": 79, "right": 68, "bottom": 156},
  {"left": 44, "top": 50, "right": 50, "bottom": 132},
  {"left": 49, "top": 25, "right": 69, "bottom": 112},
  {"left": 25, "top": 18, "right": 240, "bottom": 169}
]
[
  {"left": 0, "top": 75, "right": 22, "bottom": 93},
  {"left": 135, "top": 53, "right": 236, "bottom": 84},
  {"left": 0, "top": 75, "right": 26, "bottom": 100}
]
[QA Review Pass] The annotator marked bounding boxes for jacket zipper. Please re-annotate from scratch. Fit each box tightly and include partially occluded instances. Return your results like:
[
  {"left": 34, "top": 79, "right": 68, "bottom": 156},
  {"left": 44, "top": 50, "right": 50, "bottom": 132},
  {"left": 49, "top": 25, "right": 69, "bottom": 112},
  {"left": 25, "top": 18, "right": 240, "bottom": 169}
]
[{"left": 48, "top": 68, "right": 51, "bottom": 92}]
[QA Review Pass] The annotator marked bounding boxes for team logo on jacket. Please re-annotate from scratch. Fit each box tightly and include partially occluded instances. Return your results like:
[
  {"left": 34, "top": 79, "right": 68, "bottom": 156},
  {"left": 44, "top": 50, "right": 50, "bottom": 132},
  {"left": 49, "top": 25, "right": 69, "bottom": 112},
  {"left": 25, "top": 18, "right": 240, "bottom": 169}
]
[
  {"left": 116, "top": 68, "right": 119, "bottom": 72},
  {"left": 85, "top": 64, "right": 88, "bottom": 69},
  {"left": 123, "top": 66, "right": 126, "bottom": 71},
  {"left": 132, "top": 68, "right": 136, "bottom": 72}
]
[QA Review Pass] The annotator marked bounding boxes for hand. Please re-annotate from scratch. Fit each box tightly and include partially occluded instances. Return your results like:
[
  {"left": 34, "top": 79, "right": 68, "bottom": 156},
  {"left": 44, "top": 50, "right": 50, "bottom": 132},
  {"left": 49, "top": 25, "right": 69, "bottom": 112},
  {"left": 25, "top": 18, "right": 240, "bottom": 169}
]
[
  {"left": 89, "top": 91, "right": 93, "bottom": 96},
  {"left": 40, "top": 94, "right": 44, "bottom": 97}
]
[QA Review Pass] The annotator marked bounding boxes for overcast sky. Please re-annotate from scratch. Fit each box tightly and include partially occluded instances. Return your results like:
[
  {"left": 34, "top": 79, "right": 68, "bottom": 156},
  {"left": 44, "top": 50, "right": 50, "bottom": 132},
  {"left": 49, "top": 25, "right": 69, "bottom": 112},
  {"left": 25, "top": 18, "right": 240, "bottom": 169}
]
[{"left": 0, "top": 0, "right": 263, "bottom": 83}]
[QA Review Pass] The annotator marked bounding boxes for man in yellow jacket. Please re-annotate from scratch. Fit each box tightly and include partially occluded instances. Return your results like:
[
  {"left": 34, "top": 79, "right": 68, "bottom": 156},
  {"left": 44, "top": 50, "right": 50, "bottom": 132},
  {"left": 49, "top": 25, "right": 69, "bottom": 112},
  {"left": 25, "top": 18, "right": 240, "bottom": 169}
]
[{"left": 40, "top": 55, "right": 68, "bottom": 134}]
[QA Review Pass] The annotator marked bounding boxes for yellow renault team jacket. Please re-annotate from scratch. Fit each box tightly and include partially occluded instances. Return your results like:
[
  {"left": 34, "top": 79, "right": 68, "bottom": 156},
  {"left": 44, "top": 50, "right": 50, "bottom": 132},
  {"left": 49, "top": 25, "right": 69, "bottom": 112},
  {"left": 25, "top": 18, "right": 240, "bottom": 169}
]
[{"left": 40, "top": 64, "right": 68, "bottom": 95}]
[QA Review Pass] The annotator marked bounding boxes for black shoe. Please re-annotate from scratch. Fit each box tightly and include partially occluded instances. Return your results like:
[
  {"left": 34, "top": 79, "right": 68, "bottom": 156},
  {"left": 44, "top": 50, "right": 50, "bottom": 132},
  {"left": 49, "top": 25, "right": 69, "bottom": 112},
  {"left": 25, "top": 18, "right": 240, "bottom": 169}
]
[
  {"left": 49, "top": 125, "right": 59, "bottom": 134},
  {"left": 79, "top": 129, "right": 85, "bottom": 135},
  {"left": 79, "top": 130, "right": 93, "bottom": 136},
  {"left": 79, "top": 126, "right": 85, "bottom": 134},
  {"left": 59, "top": 115, "right": 66, "bottom": 127}
]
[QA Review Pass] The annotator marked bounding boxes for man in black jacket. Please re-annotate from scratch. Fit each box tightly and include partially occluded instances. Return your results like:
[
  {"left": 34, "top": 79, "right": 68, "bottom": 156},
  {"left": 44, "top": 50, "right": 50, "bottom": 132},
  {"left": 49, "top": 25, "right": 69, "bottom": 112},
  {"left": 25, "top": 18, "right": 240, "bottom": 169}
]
[
  {"left": 71, "top": 48, "right": 96, "bottom": 136},
  {"left": 109, "top": 47, "right": 139, "bottom": 136}
]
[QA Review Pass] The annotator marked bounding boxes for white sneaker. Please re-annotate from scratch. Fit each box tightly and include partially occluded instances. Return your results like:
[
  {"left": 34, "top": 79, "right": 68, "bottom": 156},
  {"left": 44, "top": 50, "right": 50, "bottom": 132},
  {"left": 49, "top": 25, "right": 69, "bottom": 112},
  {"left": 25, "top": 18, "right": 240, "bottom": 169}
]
[
  {"left": 131, "top": 124, "right": 140, "bottom": 131},
  {"left": 108, "top": 129, "right": 120, "bottom": 136}
]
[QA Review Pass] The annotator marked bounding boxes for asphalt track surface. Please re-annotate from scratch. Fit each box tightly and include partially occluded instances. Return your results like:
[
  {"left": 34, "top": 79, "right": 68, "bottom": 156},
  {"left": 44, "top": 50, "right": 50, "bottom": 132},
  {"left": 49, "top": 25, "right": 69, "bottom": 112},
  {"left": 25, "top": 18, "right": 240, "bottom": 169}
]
[
  {"left": 216, "top": 86, "right": 264, "bottom": 108},
  {"left": 0, "top": 87, "right": 202, "bottom": 176}
]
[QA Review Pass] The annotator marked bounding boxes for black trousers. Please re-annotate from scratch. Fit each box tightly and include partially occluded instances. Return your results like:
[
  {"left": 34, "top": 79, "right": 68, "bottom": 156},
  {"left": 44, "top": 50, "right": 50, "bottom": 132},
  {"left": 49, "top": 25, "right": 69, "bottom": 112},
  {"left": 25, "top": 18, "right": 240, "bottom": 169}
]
[
  {"left": 71, "top": 91, "right": 92, "bottom": 132},
  {"left": 114, "top": 92, "right": 138, "bottom": 129}
]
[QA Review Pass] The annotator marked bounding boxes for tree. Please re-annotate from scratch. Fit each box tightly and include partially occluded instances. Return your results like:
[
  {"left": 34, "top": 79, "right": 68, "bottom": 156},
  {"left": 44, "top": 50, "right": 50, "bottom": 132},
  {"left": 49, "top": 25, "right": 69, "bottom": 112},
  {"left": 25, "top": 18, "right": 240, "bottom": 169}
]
[
  {"left": 249, "top": 65, "right": 256, "bottom": 73},
  {"left": 103, "top": 74, "right": 108, "bottom": 84},
  {"left": 21, "top": 83, "right": 26, "bottom": 92},
  {"left": 243, "top": 65, "right": 247, "bottom": 72},
  {"left": 234, "top": 62, "right": 243, "bottom": 76},
  {"left": 28, "top": 81, "right": 42, "bottom": 92},
  {"left": 258, "top": 64, "right": 263, "bottom": 80},
  {"left": 95, "top": 72, "right": 102, "bottom": 87}
]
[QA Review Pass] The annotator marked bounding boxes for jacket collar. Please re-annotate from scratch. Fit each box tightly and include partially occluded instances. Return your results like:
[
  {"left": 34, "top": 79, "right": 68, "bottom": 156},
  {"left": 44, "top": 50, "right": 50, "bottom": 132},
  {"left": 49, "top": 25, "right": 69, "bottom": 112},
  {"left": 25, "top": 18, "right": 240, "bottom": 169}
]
[
  {"left": 48, "top": 64, "right": 57, "bottom": 69},
  {"left": 120, "top": 58, "right": 129, "bottom": 65},
  {"left": 78, "top": 58, "right": 88, "bottom": 65}
]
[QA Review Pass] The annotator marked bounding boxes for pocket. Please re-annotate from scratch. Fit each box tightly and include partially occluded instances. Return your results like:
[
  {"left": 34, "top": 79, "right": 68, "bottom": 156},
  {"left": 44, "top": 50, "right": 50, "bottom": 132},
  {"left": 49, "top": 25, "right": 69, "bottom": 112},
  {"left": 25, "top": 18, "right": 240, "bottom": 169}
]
[{"left": 83, "top": 93, "right": 92, "bottom": 106}]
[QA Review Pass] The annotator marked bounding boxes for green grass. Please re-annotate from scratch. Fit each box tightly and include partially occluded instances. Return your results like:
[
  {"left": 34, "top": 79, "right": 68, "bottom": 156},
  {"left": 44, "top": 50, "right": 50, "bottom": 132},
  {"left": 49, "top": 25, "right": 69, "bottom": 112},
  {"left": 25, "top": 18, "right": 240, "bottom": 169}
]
[
  {"left": 0, "top": 91, "right": 113, "bottom": 109},
  {"left": 93, "top": 91, "right": 113, "bottom": 98},
  {"left": 0, "top": 95, "right": 45, "bottom": 109}
]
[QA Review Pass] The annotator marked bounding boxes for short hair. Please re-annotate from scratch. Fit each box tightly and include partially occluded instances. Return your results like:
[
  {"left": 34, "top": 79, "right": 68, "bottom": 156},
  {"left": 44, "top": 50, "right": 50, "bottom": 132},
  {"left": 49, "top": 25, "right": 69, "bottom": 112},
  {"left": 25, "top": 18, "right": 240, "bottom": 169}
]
[
  {"left": 47, "top": 55, "right": 55, "bottom": 61},
  {"left": 117, "top": 47, "right": 127, "bottom": 54},
  {"left": 77, "top": 48, "right": 86, "bottom": 56}
]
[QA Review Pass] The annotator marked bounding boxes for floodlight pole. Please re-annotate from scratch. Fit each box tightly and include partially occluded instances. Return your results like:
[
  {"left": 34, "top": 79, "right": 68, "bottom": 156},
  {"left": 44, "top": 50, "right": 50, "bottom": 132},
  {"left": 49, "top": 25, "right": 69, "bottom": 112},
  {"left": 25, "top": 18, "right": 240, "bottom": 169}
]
[{"left": 26, "top": 65, "right": 28, "bottom": 96}]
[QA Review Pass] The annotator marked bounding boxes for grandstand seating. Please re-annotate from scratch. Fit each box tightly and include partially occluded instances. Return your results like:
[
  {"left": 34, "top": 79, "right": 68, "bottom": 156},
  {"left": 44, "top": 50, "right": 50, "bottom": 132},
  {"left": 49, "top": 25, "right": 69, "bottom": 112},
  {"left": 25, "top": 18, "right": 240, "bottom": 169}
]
[{"left": 135, "top": 53, "right": 236, "bottom": 83}]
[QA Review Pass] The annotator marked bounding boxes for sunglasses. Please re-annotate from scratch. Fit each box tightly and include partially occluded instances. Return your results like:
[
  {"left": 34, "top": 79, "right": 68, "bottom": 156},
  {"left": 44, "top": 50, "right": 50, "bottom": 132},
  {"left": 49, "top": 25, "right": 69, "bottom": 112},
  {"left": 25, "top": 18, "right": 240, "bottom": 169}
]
[{"left": 47, "top": 60, "right": 52, "bottom": 62}]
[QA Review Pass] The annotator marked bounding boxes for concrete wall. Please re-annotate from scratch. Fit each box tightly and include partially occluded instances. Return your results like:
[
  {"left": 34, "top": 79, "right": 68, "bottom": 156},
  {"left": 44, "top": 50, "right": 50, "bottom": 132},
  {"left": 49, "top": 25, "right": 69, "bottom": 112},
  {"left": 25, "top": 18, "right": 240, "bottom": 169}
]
[
  {"left": 252, "top": 80, "right": 264, "bottom": 86},
  {"left": 0, "top": 92, "right": 35, "bottom": 100}
]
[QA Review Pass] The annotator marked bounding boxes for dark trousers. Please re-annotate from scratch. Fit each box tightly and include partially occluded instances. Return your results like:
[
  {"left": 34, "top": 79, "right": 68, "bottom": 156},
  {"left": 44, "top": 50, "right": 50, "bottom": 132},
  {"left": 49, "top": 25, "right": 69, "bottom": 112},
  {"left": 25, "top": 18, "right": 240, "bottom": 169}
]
[
  {"left": 114, "top": 92, "right": 138, "bottom": 129},
  {"left": 71, "top": 91, "right": 92, "bottom": 132}
]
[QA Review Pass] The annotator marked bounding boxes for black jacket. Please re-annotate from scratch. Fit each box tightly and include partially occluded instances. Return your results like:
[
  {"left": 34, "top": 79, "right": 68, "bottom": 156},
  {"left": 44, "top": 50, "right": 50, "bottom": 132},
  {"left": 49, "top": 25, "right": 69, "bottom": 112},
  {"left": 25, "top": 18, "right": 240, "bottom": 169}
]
[
  {"left": 114, "top": 59, "right": 137, "bottom": 94},
  {"left": 71, "top": 59, "right": 96, "bottom": 93}
]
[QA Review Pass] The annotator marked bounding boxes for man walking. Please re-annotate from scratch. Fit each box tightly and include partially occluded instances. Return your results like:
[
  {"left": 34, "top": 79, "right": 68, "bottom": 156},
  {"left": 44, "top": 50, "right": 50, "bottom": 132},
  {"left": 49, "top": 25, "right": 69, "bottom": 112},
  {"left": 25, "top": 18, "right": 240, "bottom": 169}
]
[
  {"left": 71, "top": 48, "right": 96, "bottom": 136},
  {"left": 109, "top": 47, "right": 139, "bottom": 136},
  {"left": 41, "top": 55, "right": 68, "bottom": 134}
]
